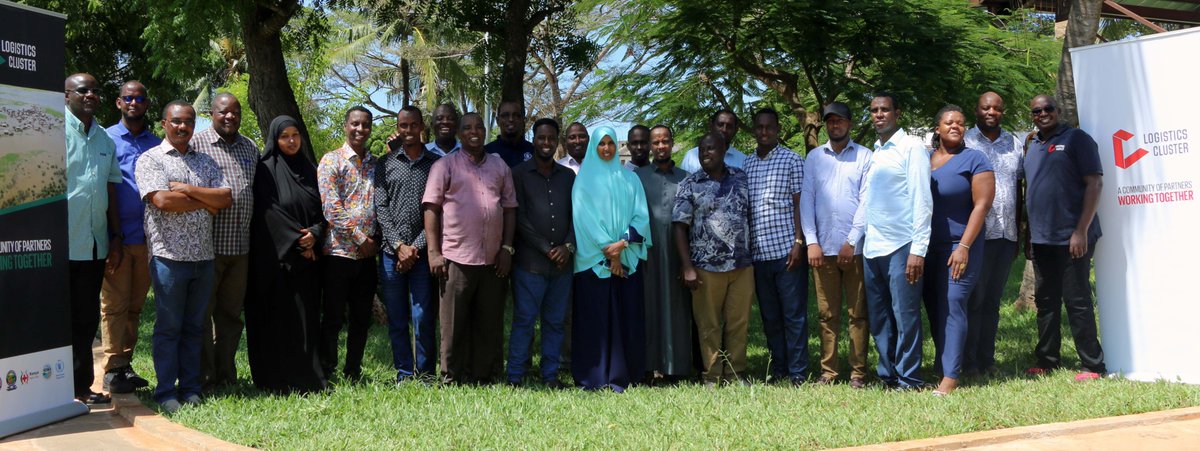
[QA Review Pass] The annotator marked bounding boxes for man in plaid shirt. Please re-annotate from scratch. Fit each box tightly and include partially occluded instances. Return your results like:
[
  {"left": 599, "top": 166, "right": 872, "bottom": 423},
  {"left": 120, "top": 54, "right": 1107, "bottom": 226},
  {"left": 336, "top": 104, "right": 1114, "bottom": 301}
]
[
  {"left": 190, "top": 93, "right": 260, "bottom": 389},
  {"left": 742, "top": 108, "right": 809, "bottom": 385}
]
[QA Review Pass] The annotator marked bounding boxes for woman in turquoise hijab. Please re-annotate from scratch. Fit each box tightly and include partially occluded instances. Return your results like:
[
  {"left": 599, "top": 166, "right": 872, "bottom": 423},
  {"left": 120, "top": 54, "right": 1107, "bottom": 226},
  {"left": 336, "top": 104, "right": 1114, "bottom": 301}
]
[{"left": 571, "top": 126, "right": 651, "bottom": 392}]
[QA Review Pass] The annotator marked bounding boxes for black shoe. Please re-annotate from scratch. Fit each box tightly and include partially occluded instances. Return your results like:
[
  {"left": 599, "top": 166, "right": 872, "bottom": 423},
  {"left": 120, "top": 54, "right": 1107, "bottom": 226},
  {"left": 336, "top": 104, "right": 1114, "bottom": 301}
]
[
  {"left": 123, "top": 366, "right": 150, "bottom": 389},
  {"left": 103, "top": 370, "right": 136, "bottom": 394},
  {"left": 543, "top": 379, "right": 565, "bottom": 390}
]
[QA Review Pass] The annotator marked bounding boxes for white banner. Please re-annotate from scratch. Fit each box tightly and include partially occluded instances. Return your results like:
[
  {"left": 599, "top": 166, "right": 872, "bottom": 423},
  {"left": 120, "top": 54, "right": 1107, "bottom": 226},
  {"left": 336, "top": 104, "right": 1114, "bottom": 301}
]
[
  {"left": 1072, "top": 27, "right": 1200, "bottom": 384},
  {"left": 0, "top": 347, "right": 84, "bottom": 435}
]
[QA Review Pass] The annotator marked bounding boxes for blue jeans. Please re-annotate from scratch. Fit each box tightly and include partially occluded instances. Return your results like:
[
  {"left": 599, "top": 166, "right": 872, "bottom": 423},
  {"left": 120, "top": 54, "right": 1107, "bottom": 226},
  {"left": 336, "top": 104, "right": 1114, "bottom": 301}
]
[
  {"left": 149, "top": 257, "right": 214, "bottom": 403},
  {"left": 507, "top": 267, "right": 572, "bottom": 383},
  {"left": 863, "top": 244, "right": 924, "bottom": 388},
  {"left": 753, "top": 257, "right": 809, "bottom": 380},
  {"left": 379, "top": 252, "right": 437, "bottom": 379}
]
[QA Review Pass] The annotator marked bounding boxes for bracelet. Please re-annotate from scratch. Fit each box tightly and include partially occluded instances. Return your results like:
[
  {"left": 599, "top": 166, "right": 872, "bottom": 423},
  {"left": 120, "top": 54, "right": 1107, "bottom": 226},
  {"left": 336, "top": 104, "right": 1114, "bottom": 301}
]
[
  {"left": 958, "top": 243, "right": 971, "bottom": 250},
  {"left": 794, "top": 238, "right": 804, "bottom": 246}
]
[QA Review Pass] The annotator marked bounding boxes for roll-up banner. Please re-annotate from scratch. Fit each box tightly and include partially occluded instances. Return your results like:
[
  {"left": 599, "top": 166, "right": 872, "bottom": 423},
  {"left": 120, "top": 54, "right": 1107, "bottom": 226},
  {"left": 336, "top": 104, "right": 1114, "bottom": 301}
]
[
  {"left": 0, "top": 0, "right": 88, "bottom": 437},
  {"left": 1071, "top": 27, "right": 1200, "bottom": 384}
]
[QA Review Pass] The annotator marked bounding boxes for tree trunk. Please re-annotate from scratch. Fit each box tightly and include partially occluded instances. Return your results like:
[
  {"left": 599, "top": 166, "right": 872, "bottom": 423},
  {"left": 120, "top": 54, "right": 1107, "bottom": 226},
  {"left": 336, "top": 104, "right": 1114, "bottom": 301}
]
[
  {"left": 241, "top": 1, "right": 307, "bottom": 146},
  {"left": 500, "top": 1, "right": 532, "bottom": 106},
  {"left": 1055, "top": 0, "right": 1104, "bottom": 127},
  {"left": 1015, "top": 0, "right": 1104, "bottom": 307},
  {"left": 402, "top": 57, "right": 412, "bottom": 106}
]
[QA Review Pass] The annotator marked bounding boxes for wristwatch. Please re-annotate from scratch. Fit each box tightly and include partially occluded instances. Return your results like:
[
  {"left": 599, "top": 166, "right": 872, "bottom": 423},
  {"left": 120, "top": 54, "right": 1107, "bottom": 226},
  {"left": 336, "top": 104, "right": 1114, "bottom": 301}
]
[
  {"left": 501, "top": 245, "right": 515, "bottom": 255},
  {"left": 564, "top": 243, "right": 575, "bottom": 254}
]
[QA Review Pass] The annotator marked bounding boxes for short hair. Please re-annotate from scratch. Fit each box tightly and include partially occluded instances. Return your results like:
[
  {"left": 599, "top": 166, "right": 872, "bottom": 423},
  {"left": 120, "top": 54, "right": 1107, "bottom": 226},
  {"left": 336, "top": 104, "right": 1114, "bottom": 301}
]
[
  {"left": 567, "top": 121, "right": 587, "bottom": 133},
  {"left": 699, "top": 131, "right": 727, "bottom": 150},
  {"left": 753, "top": 107, "right": 780, "bottom": 124},
  {"left": 934, "top": 104, "right": 964, "bottom": 124},
  {"left": 1032, "top": 94, "right": 1058, "bottom": 107},
  {"left": 162, "top": 99, "right": 193, "bottom": 118},
  {"left": 710, "top": 109, "right": 739, "bottom": 125},
  {"left": 344, "top": 106, "right": 372, "bottom": 123},
  {"left": 872, "top": 92, "right": 901, "bottom": 111},
  {"left": 497, "top": 100, "right": 523, "bottom": 115},
  {"left": 649, "top": 124, "right": 673, "bottom": 136},
  {"left": 211, "top": 92, "right": 238, "bottom": 110},
  {"left": 532, "top": 117, "right": 560, "bottom": 135},
  {"left": 433, "top": 103, "right": 459, "bottom": 117},
  {"left": 460, "top": 111, "right": 483, "bottom": 126},
  {"left": 628, "top": 124, "right": 651, "bottom": 138},
  {"left": 398, "top": 104, "right": 423, "bottom": 121}
]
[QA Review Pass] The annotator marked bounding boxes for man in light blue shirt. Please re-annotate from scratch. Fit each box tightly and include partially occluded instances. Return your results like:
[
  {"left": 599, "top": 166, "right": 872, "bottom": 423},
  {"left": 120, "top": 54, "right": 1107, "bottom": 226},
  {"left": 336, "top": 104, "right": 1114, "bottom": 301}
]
[
  {"left": 800, "top": 102, "right": 872, "bottom": 387},
  {"left": 861, "top": 94, "right": 932, "bottom": 390},
  {"left": 425, "top": 103, "right": 460, "bottom": 156},
  {"left": 679, "top": 109, "right": 745, "bottom": 173},
  {"left": 64, "top": 73, "right": 122, "bottom": 404}
]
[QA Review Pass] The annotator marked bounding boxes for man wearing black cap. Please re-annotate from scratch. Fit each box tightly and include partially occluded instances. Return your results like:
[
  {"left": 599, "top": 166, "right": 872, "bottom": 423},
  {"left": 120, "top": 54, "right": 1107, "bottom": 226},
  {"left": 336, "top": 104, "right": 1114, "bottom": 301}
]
[{"left": 800, "top": 102, "right": 873, "bottom": 388}]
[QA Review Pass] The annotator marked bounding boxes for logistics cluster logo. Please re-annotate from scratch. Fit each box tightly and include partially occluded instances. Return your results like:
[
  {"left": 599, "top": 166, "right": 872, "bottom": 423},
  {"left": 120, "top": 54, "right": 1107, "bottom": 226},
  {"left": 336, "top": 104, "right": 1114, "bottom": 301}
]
[{"left": 1112, "top": 129, "right": 1148, "bottom": 169}]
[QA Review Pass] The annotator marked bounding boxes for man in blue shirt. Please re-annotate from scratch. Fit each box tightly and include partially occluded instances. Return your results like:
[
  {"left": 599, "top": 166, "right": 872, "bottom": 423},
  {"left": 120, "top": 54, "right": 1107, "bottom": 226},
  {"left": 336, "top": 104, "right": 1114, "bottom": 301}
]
[
  {"left": 64, "top": 73, "right": 122, "bottom": 405},
  {"left": 1023, "top": 94, "right": 1106, "bottom": 381},
  {"left": 101, "top": 80, "right": 161, "bottom": 394},
  {"left": 861, "top": 94, "right": 932, "bottom": 390},
  {"left": 485, "top": 100, "right": 533, "bottom": 168}
]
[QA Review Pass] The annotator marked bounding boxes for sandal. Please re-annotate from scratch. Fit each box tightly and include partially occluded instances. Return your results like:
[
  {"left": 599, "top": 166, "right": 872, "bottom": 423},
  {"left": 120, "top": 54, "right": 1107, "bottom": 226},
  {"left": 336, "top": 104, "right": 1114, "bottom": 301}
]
[{"left": 76, "top": 391, "right": 112, "bottom": 404}]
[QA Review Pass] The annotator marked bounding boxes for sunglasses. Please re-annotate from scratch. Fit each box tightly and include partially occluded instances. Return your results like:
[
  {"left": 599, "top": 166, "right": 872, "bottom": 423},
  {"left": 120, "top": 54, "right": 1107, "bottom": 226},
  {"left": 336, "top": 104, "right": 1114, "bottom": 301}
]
[
  {"left": 66, "top": 88, "right": 101, "bottom": 96},
  {"left": 121, "top": 95, "right": 148, "bottom": 104},
  {"left": 1031, "top": 105, "right": 1056, "bottom": 116}
]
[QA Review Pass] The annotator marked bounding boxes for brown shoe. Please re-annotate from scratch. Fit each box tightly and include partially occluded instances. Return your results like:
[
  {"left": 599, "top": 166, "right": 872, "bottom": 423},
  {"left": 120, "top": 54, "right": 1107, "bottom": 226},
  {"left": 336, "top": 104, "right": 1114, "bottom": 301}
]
[
  {"left": 849, "top": 378, "right": 866, "bottom": 389},
  {"left": 815, "top": 375, "right": 835, "bottom": 385}
]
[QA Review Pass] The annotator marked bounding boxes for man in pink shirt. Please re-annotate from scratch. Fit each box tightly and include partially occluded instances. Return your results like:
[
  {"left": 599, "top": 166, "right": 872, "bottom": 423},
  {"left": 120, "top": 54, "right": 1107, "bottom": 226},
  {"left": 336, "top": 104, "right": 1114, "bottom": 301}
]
[{"left": 423, "top": 112, "right": 517, "bottom": 384}]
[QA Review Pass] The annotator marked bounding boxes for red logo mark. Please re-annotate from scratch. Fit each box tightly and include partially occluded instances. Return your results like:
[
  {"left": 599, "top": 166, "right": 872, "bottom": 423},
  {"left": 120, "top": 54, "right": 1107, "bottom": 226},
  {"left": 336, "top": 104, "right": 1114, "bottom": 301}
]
[{"left": 1112, "top": 129, "right": 1149, "bottom": 169}]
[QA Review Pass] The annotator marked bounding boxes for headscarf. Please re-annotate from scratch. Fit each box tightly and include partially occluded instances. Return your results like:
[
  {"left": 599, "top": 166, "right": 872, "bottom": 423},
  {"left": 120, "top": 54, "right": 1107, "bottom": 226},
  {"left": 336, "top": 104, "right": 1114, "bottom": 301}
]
[
  {"left": 571, "top": 126, "right": 651, "bottom": 277},
  {"left": 255, "top": 115, "right": 323, "bottom": 265}
]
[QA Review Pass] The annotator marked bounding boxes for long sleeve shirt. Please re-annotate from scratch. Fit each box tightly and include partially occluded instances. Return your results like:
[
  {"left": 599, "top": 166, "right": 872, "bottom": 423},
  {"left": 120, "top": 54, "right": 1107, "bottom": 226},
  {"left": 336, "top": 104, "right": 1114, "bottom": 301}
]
[
  {"left": 318, "top": 144, "right": 377, "bottom": 260},
  {"left": 512, "top": 160, "right": 575, "bottom": 275},
  {"left": 863, "top": 129, "right": 932, "bottom": 259},
  {"left": 800, "top": 140, "right": 872, "bottom": 256}
]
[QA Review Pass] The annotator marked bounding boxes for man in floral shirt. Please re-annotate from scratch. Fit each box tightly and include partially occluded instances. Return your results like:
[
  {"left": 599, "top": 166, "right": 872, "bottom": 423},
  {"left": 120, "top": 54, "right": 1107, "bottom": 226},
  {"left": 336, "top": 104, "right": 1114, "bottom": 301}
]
[{"left": 317, "top": 106, "right": 379, "bottom": 382}]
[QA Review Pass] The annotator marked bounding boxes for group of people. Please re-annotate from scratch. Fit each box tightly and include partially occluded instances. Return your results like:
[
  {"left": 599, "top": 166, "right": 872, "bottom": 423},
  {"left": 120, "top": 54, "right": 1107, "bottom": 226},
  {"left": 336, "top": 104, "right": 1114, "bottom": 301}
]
[{"left": 64, "top": 67, "right": 1107, "bottom": 412}]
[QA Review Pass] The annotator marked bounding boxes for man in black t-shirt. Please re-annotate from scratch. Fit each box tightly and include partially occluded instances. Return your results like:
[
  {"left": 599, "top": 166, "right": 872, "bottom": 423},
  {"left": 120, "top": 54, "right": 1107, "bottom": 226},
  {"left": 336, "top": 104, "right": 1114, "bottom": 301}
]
[{"left": 1022, "top": 95, "right": 1106, "bottom": 381}]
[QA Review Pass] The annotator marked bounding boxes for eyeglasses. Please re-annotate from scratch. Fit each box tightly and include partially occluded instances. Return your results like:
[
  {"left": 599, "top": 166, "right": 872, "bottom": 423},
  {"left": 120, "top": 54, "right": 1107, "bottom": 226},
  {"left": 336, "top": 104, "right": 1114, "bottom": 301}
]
[
  {"left": 66, "top": 88, "right": 101, "bottom": 97},
  {"left": 1031, "top": 105, "right": 1056, "bottom": 116},
  {"left": 121, "top": 95, "right": 147, "bottom": 104}
]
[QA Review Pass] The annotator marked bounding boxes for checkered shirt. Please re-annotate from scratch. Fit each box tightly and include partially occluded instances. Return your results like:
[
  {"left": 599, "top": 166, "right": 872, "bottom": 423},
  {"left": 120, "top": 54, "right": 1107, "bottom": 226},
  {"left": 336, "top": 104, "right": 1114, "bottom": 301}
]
[
  {"left": 742, "top": 145, "right": 804, "bottom": 261},
  {"left": 190, "top": 128, "right": 259, "bottom": 255}
]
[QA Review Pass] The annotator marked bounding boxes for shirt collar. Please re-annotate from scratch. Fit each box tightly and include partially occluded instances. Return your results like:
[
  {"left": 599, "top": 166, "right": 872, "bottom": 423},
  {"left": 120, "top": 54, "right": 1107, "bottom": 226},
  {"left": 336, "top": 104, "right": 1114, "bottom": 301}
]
[
  {"left": 969, "top": 125, "right": 1012, "bottom": 144},
  {"left": 693, "top": 165, "right": 731, "bottom": 182},
  {"left": 817, "top": 140, "right": 861, "bottom": 157},
  {"left": 159, "top": 141, "right": 191, "bottom": 156},
  {"left": 875, "top": 128, "right": 912, "bottom": 149},
  {"left": 203, "top": 127, "right": 244, "bottom": 146},
  {"left": 339, "top": 143, "right": 374, "bottom": 162},
  {"left": 427, "top": 140, "right": 460, "bottom": 153},
  {"left": 65, "top": 106, "right": 99, "bottom": 138},
  {"left": 652, "top": 161, "right": 676, "bottom": 174},
  {"left": 1034, "top": 124, "right": 1068, "bottom": 143},
  {"left": 112, "top": 120, "right": 155, "bottom": 140}
]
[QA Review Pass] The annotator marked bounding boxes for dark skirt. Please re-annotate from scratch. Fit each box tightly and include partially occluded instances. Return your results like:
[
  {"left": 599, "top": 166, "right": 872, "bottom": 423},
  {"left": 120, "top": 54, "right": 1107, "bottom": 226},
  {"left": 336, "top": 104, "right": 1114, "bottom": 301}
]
[
  {"left": 245, "top": 258, "right": 327, "bottom": 394},
  {"left": 571, "top": 269, "right": 646, "bottom": 392}
]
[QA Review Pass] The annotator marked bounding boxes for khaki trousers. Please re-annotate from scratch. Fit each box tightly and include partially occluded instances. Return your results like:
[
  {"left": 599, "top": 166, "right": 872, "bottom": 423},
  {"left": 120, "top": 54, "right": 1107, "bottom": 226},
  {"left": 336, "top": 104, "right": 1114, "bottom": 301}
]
[
  {"left": 692, "top": 266, "right": 754, "bottom": 383},
  {"left": 812, "top": 255, "right": 869, "bottom": 379},
  {"left": 100, "top": 244, "right": 152, "bottom": 372},
  {"left": 202, "top": 253, "right": 248, "bottom": 386}
]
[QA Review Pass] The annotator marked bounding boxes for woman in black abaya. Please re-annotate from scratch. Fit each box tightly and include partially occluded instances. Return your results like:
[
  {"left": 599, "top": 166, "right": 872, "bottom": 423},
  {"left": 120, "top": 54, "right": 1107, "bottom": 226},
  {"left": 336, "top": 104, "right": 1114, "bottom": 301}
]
[{"left": 245, "top": 115, "right": 328, "bottom": 393}]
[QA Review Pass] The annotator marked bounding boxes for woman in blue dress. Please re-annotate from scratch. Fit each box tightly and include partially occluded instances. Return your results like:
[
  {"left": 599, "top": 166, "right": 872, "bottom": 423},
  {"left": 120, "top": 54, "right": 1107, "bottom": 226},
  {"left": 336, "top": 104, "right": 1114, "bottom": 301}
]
[
  {"left": 925, "top": 105, "right": 995, "bottom": 395},
  {"left": 570, "top": 126, "right": 652, "bottom": 392}
]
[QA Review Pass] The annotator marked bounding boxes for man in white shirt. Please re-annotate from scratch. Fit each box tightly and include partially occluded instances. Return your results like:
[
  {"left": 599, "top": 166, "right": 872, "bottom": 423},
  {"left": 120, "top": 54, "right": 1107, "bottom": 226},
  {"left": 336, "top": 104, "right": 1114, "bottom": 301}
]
[
  {"left": 556, "top": 122, "right": 588, "bottom": 174},
  {"left": 425, "top": 104, "right": 460, "bottom": 156},
  {"left": 678, "top": 109, "right": 745, "bottom": 173}
]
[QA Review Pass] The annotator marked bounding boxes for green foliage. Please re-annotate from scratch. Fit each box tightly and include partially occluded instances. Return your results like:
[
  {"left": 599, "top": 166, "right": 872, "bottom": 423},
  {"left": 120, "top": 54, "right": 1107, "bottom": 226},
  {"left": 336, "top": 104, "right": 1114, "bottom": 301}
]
[
  {"left": 15, "top": 0, "right": 225, "bottom": 126},
  {"left": 577, "top": 1, "right": 1061, "bottom": 150}
]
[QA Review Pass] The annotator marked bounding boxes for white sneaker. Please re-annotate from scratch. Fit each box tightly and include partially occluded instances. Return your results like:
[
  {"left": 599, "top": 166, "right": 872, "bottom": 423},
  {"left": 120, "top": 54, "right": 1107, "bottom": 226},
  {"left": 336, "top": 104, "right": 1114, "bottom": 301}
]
[
  {"left": 183, "top": 394, "right": 202, "bottom": 405},
  {"left": 160, "top": 399, "right": 183, "bottom": 414}
]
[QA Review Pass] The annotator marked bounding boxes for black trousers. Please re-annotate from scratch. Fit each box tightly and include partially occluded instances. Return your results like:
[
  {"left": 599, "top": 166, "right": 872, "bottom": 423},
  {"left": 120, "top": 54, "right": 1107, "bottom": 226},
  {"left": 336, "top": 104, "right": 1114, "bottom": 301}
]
[
  {"left": 320, "top": 255, "right": 378, "bottom": 379},
  {"left": 69, "top": 259, "right": 106, "bottom": 394},
  {"left": 1031, "top": 243, "right": 1106, "bottom": 373}
]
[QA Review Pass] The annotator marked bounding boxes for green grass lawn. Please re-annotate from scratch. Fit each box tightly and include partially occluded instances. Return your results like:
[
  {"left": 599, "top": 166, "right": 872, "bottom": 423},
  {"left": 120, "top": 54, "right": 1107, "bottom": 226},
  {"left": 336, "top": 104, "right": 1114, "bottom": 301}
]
[{"left": 128, "top": 257, "right": 1200, "bottom": 449}]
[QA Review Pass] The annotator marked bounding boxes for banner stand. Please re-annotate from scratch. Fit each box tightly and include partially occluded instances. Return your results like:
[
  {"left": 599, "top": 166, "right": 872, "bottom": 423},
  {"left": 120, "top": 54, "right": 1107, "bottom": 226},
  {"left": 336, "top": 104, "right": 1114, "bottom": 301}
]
[
  {"left": 1072, "top": 27, "right": 1200, "bottom": 384},
  {"left": 0, "top": 0, "right": 88, "bottom": 437}
]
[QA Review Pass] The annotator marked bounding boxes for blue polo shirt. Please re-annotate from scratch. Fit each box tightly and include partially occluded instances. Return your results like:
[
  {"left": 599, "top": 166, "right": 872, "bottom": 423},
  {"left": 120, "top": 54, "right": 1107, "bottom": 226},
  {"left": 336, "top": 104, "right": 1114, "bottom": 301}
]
[
  {"left": 106, "top": 122, "right": 162, "bottom": 245},
  {"left": 1024, "top": 125, "right": 1103, "bottom": 245},
  {"left": 484, "top": 138, "right": 533, "bottom": 168}
]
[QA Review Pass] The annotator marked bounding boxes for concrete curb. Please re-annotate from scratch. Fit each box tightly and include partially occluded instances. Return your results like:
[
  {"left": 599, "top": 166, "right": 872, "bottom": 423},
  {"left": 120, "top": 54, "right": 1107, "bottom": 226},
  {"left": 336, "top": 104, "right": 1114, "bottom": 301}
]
[
  {"left": 839, "top": 406, "right": 1200, "bottom": 450},
  {"left": 92, "top": 342, "right": 253, "bottom": 450}
]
